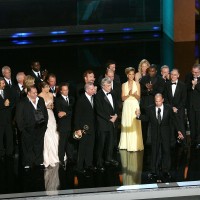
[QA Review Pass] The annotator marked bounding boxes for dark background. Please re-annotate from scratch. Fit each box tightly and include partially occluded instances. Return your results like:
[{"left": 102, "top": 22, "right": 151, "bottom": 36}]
[{"left": 0, "top": 0, "right": 161, "bottom": 29}]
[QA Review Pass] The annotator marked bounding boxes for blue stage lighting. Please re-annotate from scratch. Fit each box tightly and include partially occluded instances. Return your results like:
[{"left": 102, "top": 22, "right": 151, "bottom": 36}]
[
  {"left": 83, "top": 30, "right": 96, "bottom": 34},
  {"left": 51, "top": 39, "right": 67, "bottom": 43},
  {"left": 12, "top": 32, "right": 32, "bottom": 38},
  {"left": 152, "top": 26, "right": 160, "bottom": 30},
  {"left": 153, "top": 34, "right": 160, "bottom": 38},
  {"left": 122, "top": 35, "right": 133, "bottom": 40},
  {"left": 50, "top": 31, "right": 67, "bottom": 35},
  {"left": 122, "top": 28, "right": 134, "bottom": 32},
  {"left": 12, "top": 40, "right": 32, "bottom": 45},
  {"left": 97, "top": 29, "right": 105, "bottom": 33}
]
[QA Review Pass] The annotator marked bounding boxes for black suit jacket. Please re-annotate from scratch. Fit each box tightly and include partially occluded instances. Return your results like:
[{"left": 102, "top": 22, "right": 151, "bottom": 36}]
[
  {"left": 111, "top": 80, "right": 121, "bottom": 107},
  {"left": 55, "top": 95, "right": 75, "bottom": 132},
  {"left": 74, "top": 94, "right": 95, "bottom": 134},
  {"left": 15, "top": 96, "right": 48, "bottom": 132},
  {"left": 164, "top": 80, "right": 187, "bottom": 113},
  {"left": 185, "top": 73, "right": 200, "bottom": 111},
  {"left": 3, "top": 78, "right": 17, "bottom": 110},
  {"left": 14, "top": 84, "right": 26, "bottom": 102},
  {"left": 138, "top": 104, "right": 176, "bottom": 173},
  {"left": 95, "top": 89, "right": 119, "bottom": 131},
  {"left": 140, "top": 75, "right": 165, "bottom": 109},
  {"left": 139, "top": 104, "right": 180, "bottom": 146},
  {"left": 0, "top": 89, "right": 12, "bottom": 126}
]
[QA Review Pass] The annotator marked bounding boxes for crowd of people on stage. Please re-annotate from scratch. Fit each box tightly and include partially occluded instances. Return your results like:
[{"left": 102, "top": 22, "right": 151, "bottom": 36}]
[{"left": 0, "top": 59, "right": 200, "bottom": 182}]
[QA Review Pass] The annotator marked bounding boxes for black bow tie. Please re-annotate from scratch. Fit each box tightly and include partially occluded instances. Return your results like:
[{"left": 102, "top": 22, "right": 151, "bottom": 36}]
[
  {"left": 106, "top": 92, "right": 111, "bottom": 95},
  {"left": 171, "top": 82, "right": 176, "bottom": 85}
]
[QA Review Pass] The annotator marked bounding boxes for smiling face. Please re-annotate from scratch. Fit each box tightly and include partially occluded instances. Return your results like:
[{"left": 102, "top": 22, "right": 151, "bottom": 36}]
[
  {"left": 60, "top": 85, "right": 69, "bottom": 96},
  {"left": 84, "top": 73, "right": 95, "bottom": 83},
  {"left": 148, "top": 67, "right": 157, "bottom": 77},
  {"left": 192, "top": 67, "right": 200, "bottom": 78},
  {"left": 0, "top": 80, "right": 5, "bottom": 90},
  {"left": 155, "top": 95, "right": 164, "bottom": 107},
  {"left": 102, "top": 82, "right": 112, "bottom": 93},
  {"left": 127, "top": 70, "right": 135, "bottom": 81},
  {"left": 3, "top": 68, "right": 11, "bottom": 79},
  {"left": 27, "top": 87, "right": 38, "bottom": 101},
  {"left": 31, "top": 62, "right": 41, "bottom": 72},
  {"left": 170, "top": 70, "right": 179, "bottom": 82},
  {"left": 48, "top": 76, "right": 56, "bottom": 87}
]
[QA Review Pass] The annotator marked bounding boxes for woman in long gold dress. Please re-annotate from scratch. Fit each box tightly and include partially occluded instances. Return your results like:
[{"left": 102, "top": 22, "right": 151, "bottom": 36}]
[{"left": 119, "top": 67, "right": 144, "bottom": 152}]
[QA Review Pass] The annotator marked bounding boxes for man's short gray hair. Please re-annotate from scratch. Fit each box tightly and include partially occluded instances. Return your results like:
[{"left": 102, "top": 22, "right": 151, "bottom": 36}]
[
  {"left": 101, "top": 77, "right": 112, "bottom": 87},
  {"left": 16, "top": 72, "right": 25, "bottom": 81},
  {"left": 2, "top": 66, "right": 11, "bottom": 74}
]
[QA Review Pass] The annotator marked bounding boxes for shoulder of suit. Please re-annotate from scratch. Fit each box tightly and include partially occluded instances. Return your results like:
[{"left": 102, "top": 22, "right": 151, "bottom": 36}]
[
  {"left": 147, "top": 104, "right": 155, "bottom": 110},
  {"left": 163, "top": 103, "right": 172, "bottom": 109}
]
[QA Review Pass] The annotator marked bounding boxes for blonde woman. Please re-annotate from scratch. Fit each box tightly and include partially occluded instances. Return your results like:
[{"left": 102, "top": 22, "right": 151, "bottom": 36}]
[
  {"left": 135, "top": 59, "right": 150, "bottom": 82},
  {"left": 119, "top": 67, "right": 144, "bottom": 151},
  {"left": 23, "top": 75, "right": 35, "bottom": 92}
]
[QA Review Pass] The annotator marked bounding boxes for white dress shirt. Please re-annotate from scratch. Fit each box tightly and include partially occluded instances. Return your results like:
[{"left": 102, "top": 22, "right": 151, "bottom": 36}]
[
  {"left": 171, "top": 80, "right": 178, "bottom": 97},
  {"left": 103, "top": 89, "right": 114, "bottom": 108},
  {"left": 156, "top": 104, "right": 164, "bottom": 120}
]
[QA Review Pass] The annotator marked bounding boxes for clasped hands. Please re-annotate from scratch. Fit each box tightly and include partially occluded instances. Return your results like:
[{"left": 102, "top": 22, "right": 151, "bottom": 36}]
[
  {"left": 128, "top": 89, "right": 137, "bottom": 97},
  {"left": 177, "top": 131, "right": 184, "bottom": 140},
  {"left": 46, "top": 102, "right": 53, "bottom": 110},
  {"left": 74, "top": 130, "right": 82, "bottom": 137},
  {"left": 58, "top": 111, "right": 67, "bottom": 118},
  {"left": 145, "top": 82, "right": 153, "bottom": 91},
  {"left": 110, "top": 114, "right": 117, "bottom": 123},
  {"left": 4, "top": 99, "right": 10, "bottom": 107}
]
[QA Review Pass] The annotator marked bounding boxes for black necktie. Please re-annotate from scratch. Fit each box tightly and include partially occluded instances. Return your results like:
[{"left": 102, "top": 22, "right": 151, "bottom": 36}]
[
  {"left": 8, "top": 80, "right": 12, "bottom": 87},
  {"left": 171, "top": 82, "right": 176, "bottom": 85},
  {"left": 157, "top": 108, "right": 161, "bottom": 124},
  {"left": 37, "top": 72, "right": 41, "bottom": 78},
  {"left": 66, "top": 97, "right": 69, "bottom": 106},
  {"left": 90, "top": 96, "right": 93, "bottom": 107},
  {"left": 106, "top": 92, "right": 111, "bottom": 95}
]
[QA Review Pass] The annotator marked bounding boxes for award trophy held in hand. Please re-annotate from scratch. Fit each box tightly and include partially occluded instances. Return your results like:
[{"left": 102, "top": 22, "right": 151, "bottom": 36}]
[{"left": 73, "top": 125, "right": 89, "bottom": 140}]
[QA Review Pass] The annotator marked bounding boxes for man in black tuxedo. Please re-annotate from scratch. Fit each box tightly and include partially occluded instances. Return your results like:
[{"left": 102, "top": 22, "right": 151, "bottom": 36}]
[
  {"left": 0, "top": 77, "right": 13, "bottom": 161},
  {"left": 140, "top": 64, "right": 165, "bottom": 145},
  {"left": 47, "top": 73, "right": 59, "bottom": 97},
  {"left": 55, "top": 82, "right": 75, "bottom": 166},
  {"left": 15, "top": 86, "right": 48, "bottom": 169},
  {"left": 104, "top": 69, "right": 121, "bottom": 150},
  {"left": 14, "top": 72, "right": 26, "bottom": 102},
  {"left": 2, "top": 66, "right": 15, "bottom": 90},
  {"left": 2, "top": 66, "right": 17, "bottom": 112},
  {"left": 185, "top": 64, "right": 200, "bottom": 148},
  {"left": 95, "top": 77, "right": 119, "bottom": 171},
  {"left": 164, "top": 69, "right": 187, "bottom": 146},
  {"left": 28, "top": 61, "right": 48, "bottom": 89},
  {"left": 136, "top": 93, "right": 184, "bottom": 182},
  {"left": 74, "top": 82, "right": 96, "bottom": 174}
]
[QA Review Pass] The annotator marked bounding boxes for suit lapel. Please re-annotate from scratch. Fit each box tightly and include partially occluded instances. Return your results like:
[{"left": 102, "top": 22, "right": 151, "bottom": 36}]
[
  {"left": 84, "top": 94, "right": 93, "bottom": 109},
  {"left": 168, "top": 84, "right": 173, "bottom": 99},
  {"left": 61, "top": 96, "right": 68, "bottom": 106},
  {"left": 173, "top": 82, "right": 180, "bottom": 99},
  {"left": 103, "top": 92, "right": 114, "bottom": 110},
  {"left": 152, "top": 106, "right": 157, "bottom": 122},
  {"left": 161, "top": 105, "right": 167, "bottom": 123}
]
